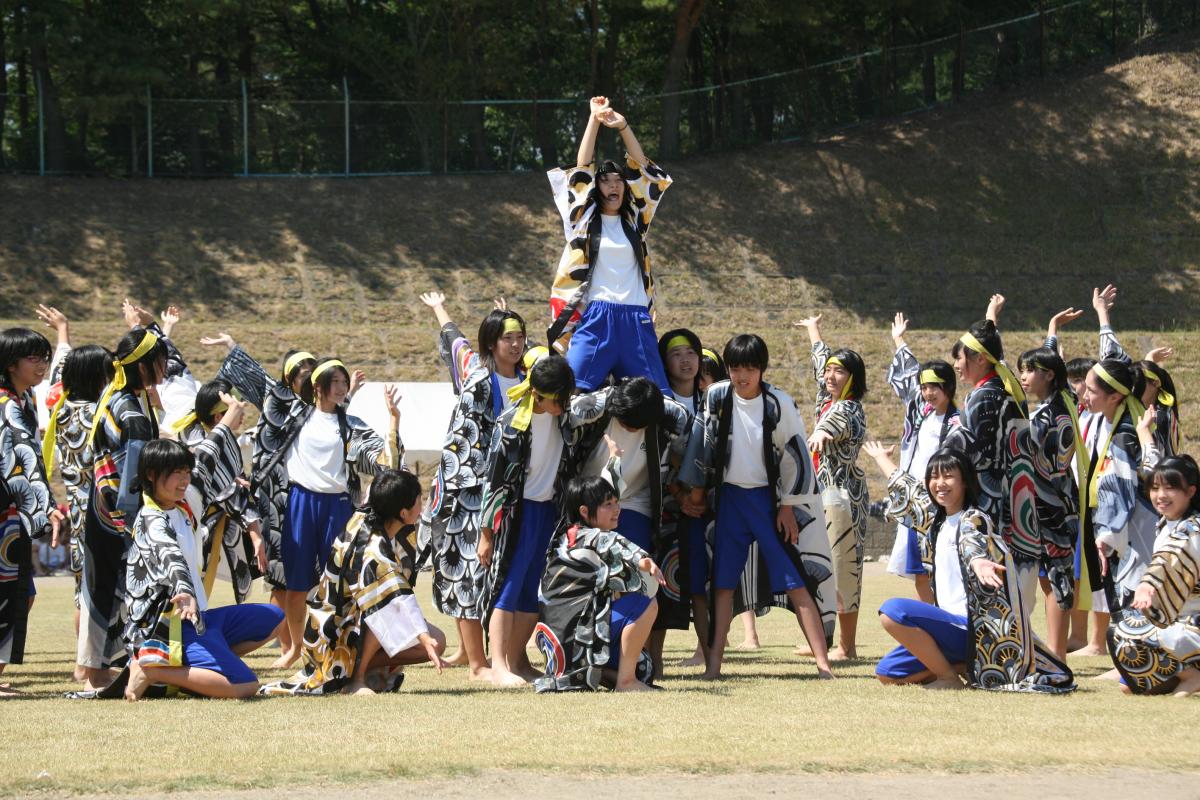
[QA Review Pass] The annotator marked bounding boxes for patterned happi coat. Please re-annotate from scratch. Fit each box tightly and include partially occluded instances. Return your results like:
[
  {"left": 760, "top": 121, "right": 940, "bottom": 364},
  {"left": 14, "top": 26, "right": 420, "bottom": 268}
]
[
  {"left": 80, "top": 389, "right": 156, "bottom": 669},
  {"left": 680, "top": 380, "right": 837, "bottom": 642},
  {"left": 1108, "top": 515, "right": 1200, "bottom": 694},
  {"left": 883, "top": 471, "right": 1075, "bottom": 693},
  {"left": 1027, "top": 390, "right": 1080, "bottom": 609},
  {"left": 261, "top": 513, "right": 426, "bottom": 696},
  {"left": 219, "top": 346, "right": 402, "bottom": 589},
  {"left": 885, "top": 344, "right": 961, "bottom": 476},
  {"left": 546, "top": 155, "right": 672, "bottom": 346},
  {"left": 810, "top": 342, "right": 869, "bottom": 613},
  {"left": 945, "top": 373, "right": 1039, "bottom": 562},
  {"left": 124, "top": 501, "right": 202, "bottom": 667},
  {"left": 534, "top": 524, "right": 657, "bottom": 692},
  {"left": 654, "top": 390, "right": 707, "bottom": 629},
  {"left": 418, "top": 322, "right": 521, "bottom": 621},
  {"left": 47, "top": 347, "right": 95, "bottom": 603},
  {"left": 1097, "top": 325, "right": 1181, "bottom": 456},
  {"left": 0, "top": 387, "right": 56, "bottom": 665},
  {"left": 178, "top": 421, "right": 261, "bottom": 605}
]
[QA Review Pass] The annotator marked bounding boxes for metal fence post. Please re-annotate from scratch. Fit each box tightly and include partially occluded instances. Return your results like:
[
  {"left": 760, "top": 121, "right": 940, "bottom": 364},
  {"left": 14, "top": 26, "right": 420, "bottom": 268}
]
[
  {"left": 35, "top": 70, "right": 44, "bottom": 176},
  {"left": 343, "top": 76, "right": 350, "bottom": 176},
  {"left": 146, "top": 85, "right": 153, "bottom": 177},
  {"left": 241, "top": 78, "right": 249, "bottom": 176}
]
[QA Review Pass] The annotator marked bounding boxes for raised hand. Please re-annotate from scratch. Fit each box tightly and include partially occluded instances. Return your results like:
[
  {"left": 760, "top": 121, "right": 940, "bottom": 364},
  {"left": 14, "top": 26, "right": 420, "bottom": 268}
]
[
  {"left": 35, "top": 304, "right": 69, "bottom": 340},
  {"left": 890, "top": 312, "right": 908, "bottom": 347},
  {"left": 1047, "top": 307, "right": 1084, "bottom": 336},
  {"left": 217, "top": 391, "right": 247, "bottom": 431},
  {"left": 160, "top": 305, "right": 182, "bottom": 338},
  {"left": 598, "top": 107, "right": 627, "bottom": 129},
  {"left": 1145, "top": 346, "right": 1174, "bottom": 364},
  {"left": 122, "top": 298, "right": 155, "bottom": 329},
  {"left": 589, "top": 96, "right": 610, "bottom": 118},
  {"left": 199, "top": 332, "right": 236, "bottom": 352},
  {"left": 493, "top": 296, "right": 507, "bottom": 311},
  {"left": 349, "top": 369, "right": 366, "bottom": 397},
  {"left": 985, "top": 293, "right": 1006, "bottom": 323},
  {"left": 1092, "top": 284, "right": 1117, "bottom": 317},
  {"left": 385, "top": 384, "right": 403, "bottom": 422},
  {"left": 419, "top": 291, "right": 446, "bottom": 309},
  {"left": 604, "top": 433, "right": 624, "bottom": 460}
]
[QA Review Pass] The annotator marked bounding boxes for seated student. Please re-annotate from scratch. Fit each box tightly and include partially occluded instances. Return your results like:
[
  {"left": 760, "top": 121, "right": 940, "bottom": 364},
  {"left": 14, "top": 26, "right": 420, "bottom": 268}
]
[
  {"left": 535, "top": 464, "right": 665, "bottom": 693},
  {"left": 680, "top": 333, "right": 836, "bottom": 681},
  {"left": 863, "top": 441, "right": 1074, "bottom": 693},
  {"left": 262, "top": 469, "right": 448, "bottom": 696},
  {"left": 124, "top": 440, "right": 284, "bottom": 701}
]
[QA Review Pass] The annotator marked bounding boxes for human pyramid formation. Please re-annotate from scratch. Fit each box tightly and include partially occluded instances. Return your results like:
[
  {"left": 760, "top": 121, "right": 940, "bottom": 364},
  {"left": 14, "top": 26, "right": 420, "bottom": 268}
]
[{"left": 0, "top": 97, "right": 1196, "bottom": 700}]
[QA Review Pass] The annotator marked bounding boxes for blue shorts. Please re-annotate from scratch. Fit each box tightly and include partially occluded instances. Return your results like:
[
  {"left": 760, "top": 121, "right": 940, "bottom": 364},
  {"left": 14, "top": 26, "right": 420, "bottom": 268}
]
[
  {"left": 686, "top": 517, "right": 709, "bottom": 596},
  {"left": 604, "top": 592, "right": 654, "bottom": 670},
  {"left": 496, "top": 499, "right": 558, "bottom": 614},
  {"left": 712, "top": 484, "right": 806, "bottom": 594},
  {"left": 566, "top": 300, "right": 671, "bottom": 395},
  {"left": 875, "top": 597, "right": 969, "bottom": 679},
  {"left": 183, "top": 604, "right": 284, "bottom": 685},
  {"left": 904, "top": 527, "right": 927, "bottom": 576},
  {"left": 617, "top": 509, "right": 652, "bottom": 552},
  {"left": 282, "top": 484, "right": 354, "bottom": 591}
]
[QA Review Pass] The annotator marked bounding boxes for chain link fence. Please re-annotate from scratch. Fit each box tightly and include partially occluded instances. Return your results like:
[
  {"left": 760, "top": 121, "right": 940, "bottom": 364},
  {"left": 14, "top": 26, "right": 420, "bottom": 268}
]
[{"left": 2, "top": 0, "right": 1196, "bottom": 177}]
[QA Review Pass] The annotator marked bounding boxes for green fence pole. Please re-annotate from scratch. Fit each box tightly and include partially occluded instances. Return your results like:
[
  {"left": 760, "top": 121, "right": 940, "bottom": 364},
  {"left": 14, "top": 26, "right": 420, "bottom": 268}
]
[
  {"left": 36, "top": 70, "right": 44, "bottom": 176},
  {"left": 242, "top": 78, "right": 249, "bottom": 176},
  {"left": 146, "top": 85, "right": 153, "bottom": 177},
  {"left": 343, "top": 76, "right": 350, "bottom": 176}
]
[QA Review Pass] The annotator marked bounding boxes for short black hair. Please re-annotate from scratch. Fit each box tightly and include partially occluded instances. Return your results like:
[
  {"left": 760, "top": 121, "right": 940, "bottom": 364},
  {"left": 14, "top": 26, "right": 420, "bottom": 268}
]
[
  {"left": 952, "top": 319, "right": 1003, "bottom": 362},
  {"left": 138, "top": 438, "right": 195, "bottom": 488},
  {"left": 1018, "top": 347, "right": 1068, "bottom": 394},
  {"left": 564, "top": 475, "right": 618, "bottom": 525},
  {"left": 592, "top": 160, "right": 634, "bottom": 218},
  {"left": 658, "top": 328, "right": 703, "bottom": 396},
  {"left": 61, "top": 344, "right": 114, "bottom": 403},
  {"left": 1141, "top": 361, "right": 1178, "bottom": 403},
  {"left": 478, "top": 309, "right": 527, "bottom": 372},
  {"left": 924, "top": 447, "right": 979, "bottom": 510},
  {"left": 0, "top": 327, "right": 51, "bottom": 390},
  {"left": 530, "top": 354, "right": 575, "bottom": 411},
  {"left": 723, "top": 334, "right": 769, "bottom": 372},
  {"left": 919, "top": 359, "right": 957, "bottom": 404},
  {"left": 827, "top": 348, "right": 867, "bottom": 401},
  {"left": 281, "top": 349, "right": 318, "bottom": 386},
  {"left": 367, "top": 469, "right": 423, "bottom": 521},
  {"left": 312, "top": 358, "right": 351, "bottom": 399},
  {"left": 1092, "top": 358, "right": 1145, "bottom": 399},
  {"left": 114, "top": 327, "right": 167, "bottom": 393},
  {"left": 1149, "top": 455, "right": 1200, "bottom": 514},
  {"left": 195, "top": 378, "right": 233, "bottom": 428},
  {"left": 608, "top": 376, "right": 663, "bottom": 430},
  {"left": 1065, "top": 357, "right": 1096, "bottom": 382},
  {"left": 701, "top": 348, "right": 727, "bottom": 384}
]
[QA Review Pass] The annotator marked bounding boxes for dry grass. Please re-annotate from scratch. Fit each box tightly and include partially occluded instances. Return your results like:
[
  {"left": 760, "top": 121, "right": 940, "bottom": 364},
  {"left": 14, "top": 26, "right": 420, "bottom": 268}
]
[{"left": 3, "top": 565, "right": 1195, "bottom": 796}]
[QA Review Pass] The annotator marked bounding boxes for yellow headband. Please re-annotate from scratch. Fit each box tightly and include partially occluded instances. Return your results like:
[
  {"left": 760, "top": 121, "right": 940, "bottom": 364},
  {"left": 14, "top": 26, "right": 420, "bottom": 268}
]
[
  {"left": 507, "top": 346, "right": 551, "bottom": 431},
  {"left": 664, "top": 335, "right": 693, "bottom": 353},
  {"left": 959, "top": 332, "right": 1026, "bottom": 407},
  {"left": 825, "top": 356, "right": 854, "bottom": 401},
  {"left": 1093, "top": 363, "right": 1130, "bottom": 396},
  {"left": 169, "top": 390, "right": 238, "bottom": 435},
  {"left": 42, "top": 388, "right": 68, "bottom": 475},
  {"left": 87, "top": 330, "right": 161, "bottom": 449},
  {"left": 310, "top": 359, "right": 346, "bottom": 387},
  {"left": 282, "top": 351, "right": 316, "bottom": 380},
  {"left": 501, "top": 318, "right": 524, "bottom": 335},
  {"left": 1140, "top": 365, "right": 1175, "bottom": 407},
  {"left": 701, "top": 348, "right": 720, "bottom": 364},
  {"left": 919, "top": 369, "right": 945, "bottom": 385}
]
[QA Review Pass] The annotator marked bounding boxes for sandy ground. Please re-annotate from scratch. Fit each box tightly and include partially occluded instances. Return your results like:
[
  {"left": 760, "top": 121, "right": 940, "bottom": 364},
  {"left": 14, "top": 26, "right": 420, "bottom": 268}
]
[{"left": 55, "top": 769, "right": 1200, "bottom": 800}]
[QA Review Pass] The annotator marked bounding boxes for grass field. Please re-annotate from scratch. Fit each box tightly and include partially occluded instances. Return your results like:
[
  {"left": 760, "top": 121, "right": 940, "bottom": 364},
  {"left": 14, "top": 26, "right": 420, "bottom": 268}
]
[{"left": 3, "top": 564, "right": 1197, "bottom": 796}]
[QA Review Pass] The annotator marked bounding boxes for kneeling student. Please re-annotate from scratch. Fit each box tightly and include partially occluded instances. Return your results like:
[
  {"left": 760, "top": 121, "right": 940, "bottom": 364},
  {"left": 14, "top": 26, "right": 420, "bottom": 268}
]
[
  {"left": 262, "top": 469, "right": 447, "bottom": 696},
  {"left": 124, "top": 440, "right": 284, "bottom": 700},
  {"left": 535, "top": 457, "right": 665, "bottom": 693}
]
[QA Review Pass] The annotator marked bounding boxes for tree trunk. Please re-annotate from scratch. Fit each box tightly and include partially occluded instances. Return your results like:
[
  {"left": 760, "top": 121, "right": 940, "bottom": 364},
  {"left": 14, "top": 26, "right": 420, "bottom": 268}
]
[
  {"left": 215, "top": 56, "right": 235, "bottom": 171},
  {"left": 659, "top": 0, "right": 706, "bottom": 159},
  {"left": 28, "top": 32, "right": 68, "bottom": 172},
  {"left": 237, "top": 12, "right": 256, "bottom": 168},
  {"left": 922, "top": 45, "right": 936, "bottom": 104},
  {"left": 687, "top": 24, "right": 710, "bottom": 151}
]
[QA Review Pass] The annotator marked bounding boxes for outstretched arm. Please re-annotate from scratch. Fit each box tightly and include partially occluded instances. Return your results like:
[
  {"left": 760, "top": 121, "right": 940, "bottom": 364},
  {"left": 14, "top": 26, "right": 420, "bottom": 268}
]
[
  {"left": 576, "top": 96, "right": 609, "bottom": 168},
  {"left": 985, "top": 293, "right": 1005, "bottom": 324},
  {"left": 596, "top": 105, "right": 648, "bottom": 166},
  {"left": 420, "top": 291, "right": 453, "bottom": 329}
]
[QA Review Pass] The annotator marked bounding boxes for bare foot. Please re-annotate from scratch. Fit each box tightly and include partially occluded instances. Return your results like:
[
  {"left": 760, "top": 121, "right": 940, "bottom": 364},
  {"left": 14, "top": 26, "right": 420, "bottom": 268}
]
[
  {"left": 269, "top": 650, "right": 299, "bottom": 670},
  {"left": 677, "top": 651, "right": 706, "bottom": 667},
  {"left": 1172, "top": 670, "right": 1200, "bottom": 697},
  {"left": 793, "top": 644, "right": 813, "bottom": 657},
  {"left": 490, "top": 669, "right": 528, "bottom": 688},
  {"left": 444, "top": 648, "right": 469, "bottom": 667},
  {"left": 342, "top": 681, "right": 376, "bottom": 696},
  {"left": 829, "top": 646, "right": 857, "bottom": 660},
  {"left": 699, "top": 669, "right": 723, "bottom": 681},
  {"left": 73, "top": 665, "right": 86, "bottom": 682},
  {"left": 515, "top": 664, "right": 542, "bottom": 682},
  {"left": 1093, "top": 667, "right": 1121, "bottom": 682},
  {"left": 924, "top": 677, "right": 965, "bottom": 691},
  {"left": 1068, "top": 644, "right": 1107, "bottom": 657},
  {"left": 733, "top": 639, "right": 761, "bottom": 651},
  {"left": 615, "top": 679, "right": 655, "bottom": 692},
  {"left": 468, "top": 666, "right": 493, "bottom": 682},
  {"left": 0, "top": 684, "right": 22, "bottom": 697},
  {"left": 124, "top": 660, "right": 151, "bottom": 702},
  {"left": 1065, "top": 639, "right": 1087, "bottom": 653},
  {"left": 816, "top": 668, "right": 836, "bottom": 680}
]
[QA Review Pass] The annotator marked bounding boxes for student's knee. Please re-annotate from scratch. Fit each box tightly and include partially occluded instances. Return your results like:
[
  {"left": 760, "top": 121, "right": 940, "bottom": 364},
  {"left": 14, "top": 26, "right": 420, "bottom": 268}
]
[
  {"left": 232, "top": 681, "right": 260, "bottom": 699},
  {"left": 879, "top": 613, "right": 901, "bottom": 634}
]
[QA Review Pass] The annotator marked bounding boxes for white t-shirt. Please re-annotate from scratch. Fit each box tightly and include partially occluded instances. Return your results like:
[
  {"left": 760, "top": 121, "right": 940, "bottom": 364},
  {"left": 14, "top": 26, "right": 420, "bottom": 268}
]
[
  {"left": 935, "top": 512, "right": 968, "bottom": 618},
  {"left": 585, "top": 419, "right": 651, "bottom": 517},
  {"left": 906, "top": 412, "right": 946, "bottom": 480},
  {"left": 725, "top": 392, "right": 769, "bottom": 489},
  {"left": 523, "top": 411, "right": 563, "bottom": 502},
  {"left": 286, "top": 410, "right": 348, "bottom": 494},
  {"left": 496, "top": 373, "right": 522, "bottom": 410},
  {"left": 169, "top": 506, "right": 208, "bottom": 612},
  {"left": 586, "top": 214, "right": 649, "bottom": 307}
]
